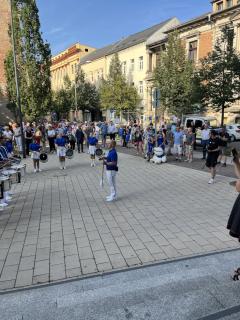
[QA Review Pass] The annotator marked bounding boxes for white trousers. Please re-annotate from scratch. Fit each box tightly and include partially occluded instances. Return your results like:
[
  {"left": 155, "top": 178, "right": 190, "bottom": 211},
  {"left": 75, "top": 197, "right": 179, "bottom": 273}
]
[{"left": 106, "top": 170, "right": 117, "bottom": 197}]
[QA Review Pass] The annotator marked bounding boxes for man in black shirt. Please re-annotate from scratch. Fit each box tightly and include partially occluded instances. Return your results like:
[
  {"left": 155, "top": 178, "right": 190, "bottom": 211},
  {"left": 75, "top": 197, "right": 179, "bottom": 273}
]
[
  {"left": 218, "top": 126, "right": 229, "bottom": 167},
  {"left": 206, "top": 130, "right": 220, "bottom": 184}
]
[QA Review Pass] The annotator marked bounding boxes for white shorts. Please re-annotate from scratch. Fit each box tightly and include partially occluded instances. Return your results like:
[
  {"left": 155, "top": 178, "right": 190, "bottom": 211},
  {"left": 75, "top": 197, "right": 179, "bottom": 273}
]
[
  {"left": 31, "top": 151, "right": 40, "bottom": 160},
  {"left": 174, "top": 144, "right": 182, "bottom": 155},
  {"left": 89, "top": 145, "right": 96, "bottom": 155},
  {"left": 57, "top": 147, "right": 66, "bottom": 157}
]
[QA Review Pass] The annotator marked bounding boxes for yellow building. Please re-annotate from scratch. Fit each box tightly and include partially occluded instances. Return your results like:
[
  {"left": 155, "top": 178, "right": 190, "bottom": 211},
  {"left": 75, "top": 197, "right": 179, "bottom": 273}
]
[
  {"left": 51, "top": 43, "right": 96, "bottom": 92},
  {"left": 146, "top": 0, "right": 240, "bottom": 124},
  {"left": 80, "top": 18, "right": 179, "bottom": 123}
]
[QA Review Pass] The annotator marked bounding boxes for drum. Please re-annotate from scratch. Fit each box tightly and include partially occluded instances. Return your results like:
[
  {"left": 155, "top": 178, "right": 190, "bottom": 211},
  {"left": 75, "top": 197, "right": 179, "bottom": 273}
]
[
  {"left": 66, "top": 148, "right": 74, "bottom": 159},
  {"left": 0, "top": 175, "right": 11, "bottom": 192},
  {"left": 40, "top": 153, "right": 48, "bottom": 163},
  {"left": 2, "top": 169, "right": 19, "bottom": 184},
  {"left": 11, "top": 164, "right": 26, "bottom": 177},
  {"left": 95, "top": 148, "right": 103, "bottom": 157}
]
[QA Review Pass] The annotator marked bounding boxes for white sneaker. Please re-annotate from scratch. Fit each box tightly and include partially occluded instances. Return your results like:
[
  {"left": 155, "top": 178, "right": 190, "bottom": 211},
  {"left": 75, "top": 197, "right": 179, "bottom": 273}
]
[
  {"left": 6, "top": 196, "right": 12, "bottom": 201},
  {"left": 208, "top": 178, "right": 214, "bottom": 184},
  {"left": 34, "top": 169, "right": 37, "bottom": 173},
  {"left": 0, "top": 202, "right": 8, "bottom": 207},
  {"left": 106, "top": 195, "right": 116, "bottom": 201},
  {"left": 37, "top": 169, "right": 42, "bottom": 172}
]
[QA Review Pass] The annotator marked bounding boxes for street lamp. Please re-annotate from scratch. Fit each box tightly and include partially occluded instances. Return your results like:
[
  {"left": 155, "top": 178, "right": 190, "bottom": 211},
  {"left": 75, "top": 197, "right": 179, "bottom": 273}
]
[
  {"left": 9, "top": 0, "right": 26, "bottom": 158},
  {"left": 74, "top": 80, "right": 78, "bottom": 120}
]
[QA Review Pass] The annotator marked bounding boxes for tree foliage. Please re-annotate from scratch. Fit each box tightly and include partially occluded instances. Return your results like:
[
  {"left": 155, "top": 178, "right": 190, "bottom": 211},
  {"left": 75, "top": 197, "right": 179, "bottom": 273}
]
[
  {"left": 74, "top": 69, "right": 100, "bottom": 112},
  {"left": 52, "top": 76, "right": 72, "bottom": 120},
  {"left": 52, "top": 70, "right": 100, "bottom": 119},
  {"left": 99, "top": 53, "right": 140, "bottom": 115},
  {"left": 154, "top": 32, "right": 197, "bottom": 117},
  {"left": 4, "top": 0, "right": 51, "bottom": 121},
  {"left": 196, "top": 25, "right": 240, "bottom": 126}
]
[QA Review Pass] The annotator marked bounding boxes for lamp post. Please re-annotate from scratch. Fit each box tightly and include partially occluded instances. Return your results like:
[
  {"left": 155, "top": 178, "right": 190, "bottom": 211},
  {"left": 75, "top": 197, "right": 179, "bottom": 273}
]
[
  {"left": 9, "top": 0, "right": 26, "bottom": 158},
  {"left": 74, "top": 80, "right": 77, "bottom": 120}
]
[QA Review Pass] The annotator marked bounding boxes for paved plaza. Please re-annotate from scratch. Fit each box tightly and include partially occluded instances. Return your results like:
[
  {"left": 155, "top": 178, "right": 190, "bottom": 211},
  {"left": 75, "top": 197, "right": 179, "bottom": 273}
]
[{"left": 0, "top": 151, "right": 238, "bottom": 290}]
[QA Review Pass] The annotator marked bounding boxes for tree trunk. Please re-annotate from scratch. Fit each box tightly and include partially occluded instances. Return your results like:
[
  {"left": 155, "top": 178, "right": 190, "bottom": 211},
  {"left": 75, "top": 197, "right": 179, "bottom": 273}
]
[{"left": 221, "top": 104, "right": 225, "bottom": 127}]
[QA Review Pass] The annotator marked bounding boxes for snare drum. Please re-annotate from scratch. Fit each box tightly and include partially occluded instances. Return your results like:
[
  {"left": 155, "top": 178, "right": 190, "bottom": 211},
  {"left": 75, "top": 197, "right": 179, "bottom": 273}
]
[
  {"left": 2, "top": 169, "right": 19, "bottom": 184},
  {"left": 0, "top": 175, "right": 11, "bottom": 192},
  {"left": 11, "top": 164, "right": 26, "bottom": 177}
]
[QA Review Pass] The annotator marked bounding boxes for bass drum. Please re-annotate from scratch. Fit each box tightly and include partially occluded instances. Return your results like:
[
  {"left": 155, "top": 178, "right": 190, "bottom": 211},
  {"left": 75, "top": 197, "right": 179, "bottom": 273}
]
[
  {"left": 40, "top": 153, "right": 48, "bottom": 163},
  {"left": 66, "top": 149, "right": 74, "bottom": 159},
  {"left": 95, "top": 148, "right": 103, "bottom": 157}
]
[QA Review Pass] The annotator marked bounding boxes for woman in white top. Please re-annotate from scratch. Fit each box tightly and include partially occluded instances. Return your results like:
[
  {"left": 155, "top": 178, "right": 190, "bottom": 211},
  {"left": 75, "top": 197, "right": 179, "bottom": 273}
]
[{"left": 13, "top": 123, "right": 22, "bottom": 153}]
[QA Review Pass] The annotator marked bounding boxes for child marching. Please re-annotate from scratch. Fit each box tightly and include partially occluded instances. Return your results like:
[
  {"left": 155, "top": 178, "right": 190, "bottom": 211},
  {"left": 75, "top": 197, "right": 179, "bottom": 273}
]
[
  {"left": 55, "top": 133, "right": 67, "bottom": 170},
  {"left": 29, "top": 139, "right": 42, "bottom": 173},
  {"left": 88, "top": 132, "right": 98, "bottom": 167}
]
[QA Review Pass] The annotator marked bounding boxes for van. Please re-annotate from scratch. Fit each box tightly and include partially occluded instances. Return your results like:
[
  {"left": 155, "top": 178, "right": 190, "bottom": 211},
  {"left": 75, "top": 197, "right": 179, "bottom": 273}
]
[{"left": 183, "top": 115, "right": 219, "bottom": 145}]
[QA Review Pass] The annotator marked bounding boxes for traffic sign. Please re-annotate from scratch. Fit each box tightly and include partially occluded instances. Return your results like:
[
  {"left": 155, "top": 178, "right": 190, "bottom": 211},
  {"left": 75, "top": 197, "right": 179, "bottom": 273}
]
[{"left": 152, "top": 88, "right": 160, "bottom": 108}]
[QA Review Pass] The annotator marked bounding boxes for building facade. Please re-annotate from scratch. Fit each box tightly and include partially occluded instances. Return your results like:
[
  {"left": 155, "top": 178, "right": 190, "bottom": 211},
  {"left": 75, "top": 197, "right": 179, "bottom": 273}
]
[
  {"left": 147, "top": 0, "right": 240, "bottom": 124},
  {"left": 50, "top": 43, "right": 96, "bottom": 92},
  {"left": 79, "top": 18, "right": 180, "bottom": 123}
]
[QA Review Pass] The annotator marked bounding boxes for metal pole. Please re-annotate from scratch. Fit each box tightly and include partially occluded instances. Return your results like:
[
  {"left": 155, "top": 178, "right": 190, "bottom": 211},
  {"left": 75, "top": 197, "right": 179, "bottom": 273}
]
[
  {"left": 155, "top": 105, "right": 157, "bottom": 147},
  {"left": 10, "top": 0, "right": 26, "bottom": 158},
  {"left": 74, "top": 80, "right": 77, "bottom": 120}
]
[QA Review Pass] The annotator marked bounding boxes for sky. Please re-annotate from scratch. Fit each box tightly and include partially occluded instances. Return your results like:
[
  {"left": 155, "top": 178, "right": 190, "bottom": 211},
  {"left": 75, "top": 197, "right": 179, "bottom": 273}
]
[{"left": 36, "top": 0, "right": 211, "bottom": 55}]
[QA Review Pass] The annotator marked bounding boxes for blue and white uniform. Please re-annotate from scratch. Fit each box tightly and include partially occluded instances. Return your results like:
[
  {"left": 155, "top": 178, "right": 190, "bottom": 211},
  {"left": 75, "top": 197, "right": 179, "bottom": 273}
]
[
  {"left": 29, "top": 143, "right": 41, "bottom": 160},
  {"left": 55, "top": 137, "right": 66, "bottom": 157},
  {"left": 105, "top": 148, "right": 118, "bottom": 200}
]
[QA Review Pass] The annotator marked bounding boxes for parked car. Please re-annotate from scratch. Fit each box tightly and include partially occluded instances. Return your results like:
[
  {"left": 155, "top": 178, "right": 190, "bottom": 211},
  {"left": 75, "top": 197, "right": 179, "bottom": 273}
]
[{"left": 225, "top": 124, "right": 240, "bottom": 141}]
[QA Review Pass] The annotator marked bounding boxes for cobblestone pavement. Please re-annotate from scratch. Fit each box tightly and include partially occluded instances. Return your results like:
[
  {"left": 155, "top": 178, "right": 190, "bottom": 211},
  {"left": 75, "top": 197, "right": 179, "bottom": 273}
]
[
  {"left": 116, "top": 145, "right": 237, "bottom": 178},
  {"left": 0, "top": 151, "right": 238, "bottom": 290}
]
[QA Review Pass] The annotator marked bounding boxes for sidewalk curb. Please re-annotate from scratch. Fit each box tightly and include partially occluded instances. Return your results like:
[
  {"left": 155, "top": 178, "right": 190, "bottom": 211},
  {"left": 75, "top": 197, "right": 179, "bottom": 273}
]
[
  {"left": 1, "top": 246, "right": 239, "bottom": 296},
  {"left": 198, "top": 304, "right": 240, "bottom": 320}
]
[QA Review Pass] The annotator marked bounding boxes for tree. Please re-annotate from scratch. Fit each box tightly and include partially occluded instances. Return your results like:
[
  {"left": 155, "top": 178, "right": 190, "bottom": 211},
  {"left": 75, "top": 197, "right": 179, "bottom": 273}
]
[
  {"left": 52, "top": 70, "right": 100, "bottom": 120},
  {"left": 74, "top": 69, "right": 100, "bottom": 114},
  {"left": 4, "top": 0, "right": 51, "bottom": 121},
  {"left": 197, "top": 25, "right": 240, "bottom": 126},
  {"left": 154, "top": 32, "right": 196, "bottom": 117},
  {"left": 99, "top": 53, "right": 140, "bottom": 117},
  {"left": 52, "top": 76, "right": 72, "bottom": 120}
]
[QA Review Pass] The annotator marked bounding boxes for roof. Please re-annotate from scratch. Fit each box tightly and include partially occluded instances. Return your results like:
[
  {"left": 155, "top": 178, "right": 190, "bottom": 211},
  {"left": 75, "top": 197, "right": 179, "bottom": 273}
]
[
  {"left": 80, "top": 43, "right": 116, "bottom": 65},
  {"left": 166, "top": 12, "right": 211, "bottom": 32},
  {"left": 80, "top": 18, "right": 174, "bottom": 65}
]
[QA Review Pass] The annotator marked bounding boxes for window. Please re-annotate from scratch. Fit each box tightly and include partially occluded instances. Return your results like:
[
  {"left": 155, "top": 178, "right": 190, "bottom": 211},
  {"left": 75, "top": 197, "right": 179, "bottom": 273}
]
[
  {"left": 71, "top": 65, "right": 74, "bottom": 74},
  {"left": 139, "top": 81, "right": 143, "bottom": 94},
  {"left": 188, "top": 40, "right": 198, "bottom": 62},
  {"left": 122, "top": 61, "right": 127, "bottom": 74},
  {"left": 226, "top": 0, "right": 232, "bottom": 8},
  {"left": 139, "top": 56, "right": 144, "bottom": 70},
  {"left": 216, "top": 1, "right": 223, "bottom": 11},
  {"left": 130, "top": 59, "right": 134, "bottom": 71},
  {"left": 85, "top": 48, "right": 89, "bottom": 52}
]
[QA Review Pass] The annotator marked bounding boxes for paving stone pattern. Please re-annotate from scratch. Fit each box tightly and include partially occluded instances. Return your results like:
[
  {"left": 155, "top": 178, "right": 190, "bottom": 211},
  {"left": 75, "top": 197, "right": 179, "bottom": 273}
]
[{"left": 0, "top": 152, "right": 238, "bottom": 290}]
